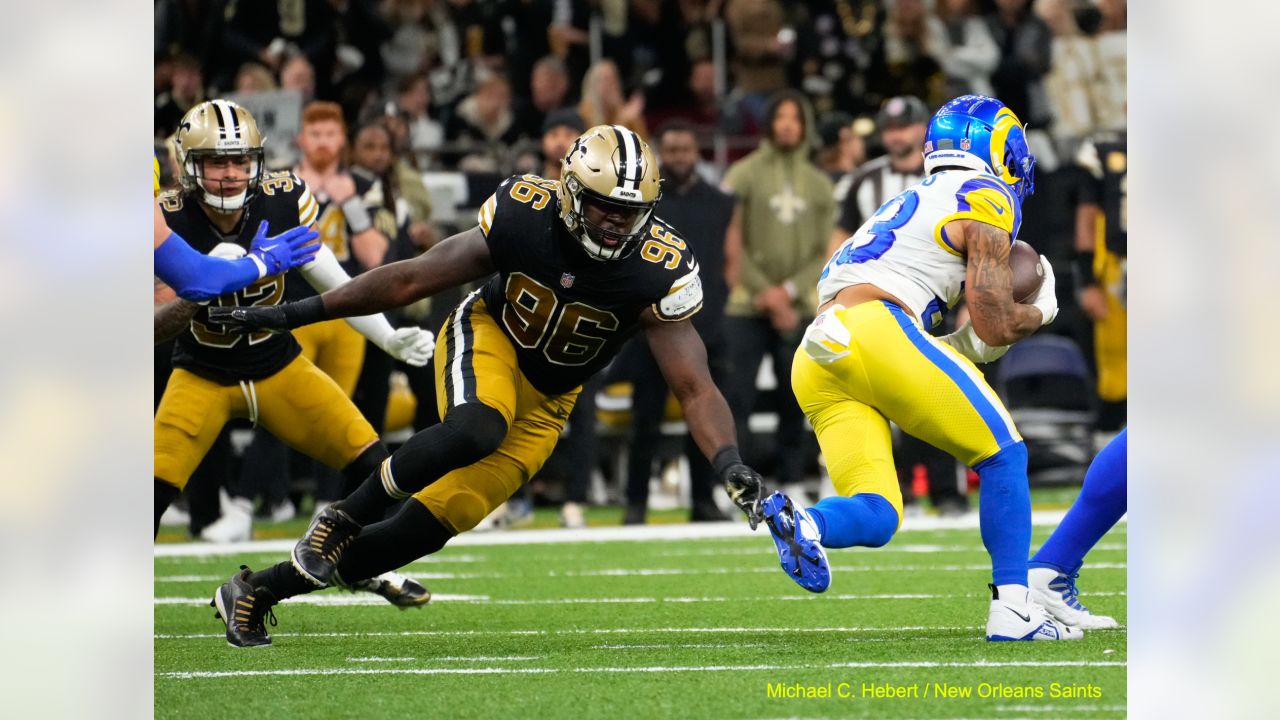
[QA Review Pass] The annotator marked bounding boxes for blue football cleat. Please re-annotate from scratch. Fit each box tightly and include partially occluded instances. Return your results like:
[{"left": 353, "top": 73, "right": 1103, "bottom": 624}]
[{"left": 762, "top": 492, "right": 831, "bottom": 593}]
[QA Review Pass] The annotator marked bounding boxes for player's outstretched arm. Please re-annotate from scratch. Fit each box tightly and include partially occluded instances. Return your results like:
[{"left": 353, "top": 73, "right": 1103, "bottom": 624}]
[
  {"left": 955, "top": 219, "right": 1045, "bottom": 346},
  {"left": 208, "top": 226, "right": 494, "bottom": 333},
  {"left": 642, "top": 312, "right": 764, "bottom": 528},
  {"left": 154, "top": 203, "right": 320, "bottom": 302}
]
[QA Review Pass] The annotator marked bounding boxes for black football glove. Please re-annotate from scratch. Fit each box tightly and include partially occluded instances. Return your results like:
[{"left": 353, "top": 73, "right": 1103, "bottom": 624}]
[
  {"left": 206, "top": 304, "right": 291, "bottom": 334},
  {"left": 722, "top": 463, "right": 764, "bottom": 530}
]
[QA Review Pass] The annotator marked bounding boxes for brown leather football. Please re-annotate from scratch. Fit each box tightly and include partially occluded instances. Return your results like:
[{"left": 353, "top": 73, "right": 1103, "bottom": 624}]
[{"left": 1010, "top": 239, "right": 1044, "bottom": 303}]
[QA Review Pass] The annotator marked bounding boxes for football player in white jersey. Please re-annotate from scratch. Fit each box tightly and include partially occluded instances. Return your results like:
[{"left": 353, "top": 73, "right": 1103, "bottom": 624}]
[{"left": 762, "top": 95, "right": 1080, "bottom": 642}]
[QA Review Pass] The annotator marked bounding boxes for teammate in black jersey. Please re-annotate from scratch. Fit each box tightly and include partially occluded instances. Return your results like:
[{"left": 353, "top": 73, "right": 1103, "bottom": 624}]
[
  {"left": 206, "top": 125, "right": 766, "bottom": 647},
  {"left": 153, "top": 101, "right": 435, "bottom": 636}
]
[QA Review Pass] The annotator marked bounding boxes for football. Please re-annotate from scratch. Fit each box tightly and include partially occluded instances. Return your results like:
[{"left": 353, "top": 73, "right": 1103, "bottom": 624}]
[{"left": 1010, "top": 239, "right": 1044, "bottom": 303}]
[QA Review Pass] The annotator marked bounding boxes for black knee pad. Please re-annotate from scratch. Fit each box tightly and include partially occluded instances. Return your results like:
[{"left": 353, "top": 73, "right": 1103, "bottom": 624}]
[{"left": 443, "top": 403, "right": 508, "bottom": 461}]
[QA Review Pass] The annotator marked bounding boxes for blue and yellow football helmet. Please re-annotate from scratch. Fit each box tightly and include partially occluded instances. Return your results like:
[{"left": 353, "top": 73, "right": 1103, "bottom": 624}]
[{"left": 923, "top": 95, "right": 1036, "bottom": 203}]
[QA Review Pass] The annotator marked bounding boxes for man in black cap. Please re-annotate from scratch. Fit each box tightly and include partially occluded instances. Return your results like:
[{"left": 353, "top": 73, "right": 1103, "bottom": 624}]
[
  {"left": 815, "top": 112, "right": 865, "bottom": 188},
  {"left": 827, "top": 94, "right": 970, "bottom": 519},
  {"left": 541, "top": 108, "right": 586, "bottom": 180}
]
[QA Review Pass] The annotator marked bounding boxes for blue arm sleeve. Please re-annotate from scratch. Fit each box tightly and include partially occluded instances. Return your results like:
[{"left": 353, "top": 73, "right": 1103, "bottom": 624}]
[{"left": 154, "top": 231, "right": 261, "bottom": 302}]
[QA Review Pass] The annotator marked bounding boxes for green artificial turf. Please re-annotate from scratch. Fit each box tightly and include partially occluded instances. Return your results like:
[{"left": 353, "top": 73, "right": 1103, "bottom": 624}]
[{"left": 154, "top": 521, "right": 1126, "bottom": 719}]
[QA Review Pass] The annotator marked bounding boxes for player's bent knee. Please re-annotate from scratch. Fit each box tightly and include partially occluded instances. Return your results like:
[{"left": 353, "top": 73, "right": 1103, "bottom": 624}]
[
  {"left": 444, "top": 403, "right": 509, "bottom": 461},
  {"left": 434, "top": 487, "right": 497, "bottom": 535},
  {"left": 974, "top": 441, "right": 1028, "bottom": 475}
]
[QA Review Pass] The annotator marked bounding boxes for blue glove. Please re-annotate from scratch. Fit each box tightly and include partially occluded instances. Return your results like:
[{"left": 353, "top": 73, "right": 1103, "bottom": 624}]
[{"left": 246, "top": 221, "right": 321, "bottom": 277}]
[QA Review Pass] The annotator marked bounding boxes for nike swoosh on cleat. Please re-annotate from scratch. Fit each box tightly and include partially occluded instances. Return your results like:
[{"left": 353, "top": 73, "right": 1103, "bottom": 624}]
[{"left": 1007, "top": 607, "right": 1032, "bottom": 623}]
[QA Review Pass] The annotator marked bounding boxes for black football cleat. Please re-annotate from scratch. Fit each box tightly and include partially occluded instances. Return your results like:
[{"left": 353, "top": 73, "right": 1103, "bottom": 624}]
[
  {"left": 211, "top": 566, "right": 278, "bottom": 648},
  {"left": 291, "top": 505, "right": 361, "bottom": 587},
  {"left": 347, "top": 571, "right": 433, "bottom": 610}
]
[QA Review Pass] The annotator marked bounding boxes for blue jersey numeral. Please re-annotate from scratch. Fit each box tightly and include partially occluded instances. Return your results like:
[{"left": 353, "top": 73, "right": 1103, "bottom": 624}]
[{"left": 821, "top": 190, "right": 919, "bottom": 280}]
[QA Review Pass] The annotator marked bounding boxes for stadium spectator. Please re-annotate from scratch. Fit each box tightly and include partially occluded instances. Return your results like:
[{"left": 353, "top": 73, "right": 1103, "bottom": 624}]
[
  {"left": 724, "top": 0, "right": 791, "bottom": 129},
  {"left": 221, "top": 0, "right": 336, "bottom": 98},
  {"left": 379, "top": 0, "right": 451, "bottom": 80},
  {"left": 550, "top": 0, "right": 593, "bottom": 90},
  {"left": 986, "top": 0, "right": 1053, "bottom": 125},
  {"left": 444, "top": 73, "right": 520, "bottom": 172},
  {"left": 646, "top": 58, "right": 729, "bottom": 140},
  {"left": 720, "top": 90, "right": 832, "bottom": 490},
  {"left": 815, "top": 112, "right": 865, "bottom": 188},
  {"left": 372, "top": 110, "right": 435, "bottom": 225},
  {"left": 515, "top": 56, "right": 573, "bottom": 141},
  {"left": 155, "top": 54, "right": 204, "bottom": 139},
  {"left": 925, "top": 0, "right": 1000, "bottom": 100},
  {"left": 882, "top": 0, "right": 946, "bottom": 108},
  {"left": 234, "top": 63, "right": 279, "bottom": 94},
  {"left": 1037, "top": 0, "right": 1100, "bottom": 156},
  {"left": 621, "top": 120, "right": 736, "bottom": 525},
  {"left": 791, "top": 0, "right": 889, "bottom": 119},
  {"left": 577, "top": 59, "right": 649, "bottom": 139},
  {"left": 327, "top": 0, "right": 393, "bottom": 89},
  {"left": 155, "top": 0, "right": 225, "bottom": 66},
  {"left": 396, "top": 73, "right": 445, "bottom": 161},
  {"left": 539, "top": 109, "right": 585, "bottom": 180},
  {"left": 280, "top": 54, "right": 317, "bottom": 105},
  {"left": 1090, "top": 0, "right": 1127, "bottom": 132}
]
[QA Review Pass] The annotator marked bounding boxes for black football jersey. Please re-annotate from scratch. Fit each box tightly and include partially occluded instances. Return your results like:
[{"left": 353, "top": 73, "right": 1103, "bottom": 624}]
[
  {"left": 1077, "top": 131, "right": 1127, "bottom": 257},
  {"left": 476, "top": 175, "right": 704, "bottom": 396},
  {"left": 283, "top": 171, "right": 390, "bottom": 302},
  {"left": 163, "top": 171, "right": 317, "bottom": 384}
]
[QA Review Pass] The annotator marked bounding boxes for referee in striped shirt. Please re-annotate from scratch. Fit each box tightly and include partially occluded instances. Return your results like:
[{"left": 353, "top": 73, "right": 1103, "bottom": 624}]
[{"left": 827, "top": 95, "right": 930, "bottom": 257}]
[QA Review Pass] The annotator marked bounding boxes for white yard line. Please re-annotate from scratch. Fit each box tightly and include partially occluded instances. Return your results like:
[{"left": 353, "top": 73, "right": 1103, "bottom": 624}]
[
  {"left": 154, "top": 589, "right": 1127, "bottom": 607},
  {"left": 155, "top": 562, "right": 1126, "bottom": 585},
  {"left": 156, "top": 624, "right": 1081, "bottom": 640},
  {"left": 155, "top": 510, "right": 1090, "bottom": 557},
  {"left": 159, "top": 659, "right": 1126, "bottom": 680},
  {"left": 154, "top": 593, "right": 488, "bottom": 606}
]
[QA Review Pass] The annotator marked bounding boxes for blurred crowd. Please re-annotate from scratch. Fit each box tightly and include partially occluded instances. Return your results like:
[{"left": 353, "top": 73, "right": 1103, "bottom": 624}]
[{"left": 155, "top": 0, "right": 1126, "bottom": 538}]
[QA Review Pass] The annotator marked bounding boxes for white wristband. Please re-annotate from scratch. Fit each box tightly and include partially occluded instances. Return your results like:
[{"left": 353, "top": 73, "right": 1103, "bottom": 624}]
[{"left": 340, "top": 196, "right": 373, "bottom": 234}]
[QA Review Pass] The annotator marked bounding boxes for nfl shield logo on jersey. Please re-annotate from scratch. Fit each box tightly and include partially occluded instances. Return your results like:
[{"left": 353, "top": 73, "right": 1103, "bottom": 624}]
[{"left": 560, "top": 272, "right": 575, "bottom": 288}]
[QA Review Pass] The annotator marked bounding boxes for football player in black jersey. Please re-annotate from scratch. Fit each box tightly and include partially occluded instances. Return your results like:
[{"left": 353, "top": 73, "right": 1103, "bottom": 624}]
[
  {"left": 152, "top": 100, "right": 436, "bottom": 614},
  {"left": 206, "top": 125, "right": 767, "bottom": 647}
]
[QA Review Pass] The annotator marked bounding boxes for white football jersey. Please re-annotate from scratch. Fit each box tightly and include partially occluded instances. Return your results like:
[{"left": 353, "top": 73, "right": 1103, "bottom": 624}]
[{"left": 817, "top": 169, "right": 1022, "bottom": 329}]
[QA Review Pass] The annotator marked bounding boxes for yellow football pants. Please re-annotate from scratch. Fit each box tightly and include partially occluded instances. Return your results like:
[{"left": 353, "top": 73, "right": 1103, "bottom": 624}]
[
  {"left": 1094, "top": 249, "right": 1127, "bottom": 402},
  {"left": 294, "top": 318, "right": 366, "bottom": 397},
  {"left": 791, "top": 301, "right": 1022, "bottom": 521},
  {"left": 411, "top": 293, "right": 578, "bottom": 534},
  {"left": 154, "top": 354, "right": 379, "bottom": 489}
]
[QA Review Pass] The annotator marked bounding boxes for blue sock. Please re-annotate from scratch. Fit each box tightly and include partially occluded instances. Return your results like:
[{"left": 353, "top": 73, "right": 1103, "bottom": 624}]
[
  {"left": 1031, "top": 429, "right": 1128, "bottom": 575},
  {"left": 976, "top": 442, "right": 1032, "bottom": 587},
  {"left": 807, "top": 493, "right": 899, "bottom": 548}
]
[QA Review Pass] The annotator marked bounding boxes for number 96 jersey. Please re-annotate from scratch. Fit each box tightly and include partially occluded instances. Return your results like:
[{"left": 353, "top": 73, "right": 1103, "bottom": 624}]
[
  {"left": 817, "top": 170, "right": 1021, "bottom": 329},
  {"left": 475, "top": 174, "right": 703, "bottom": 396}
]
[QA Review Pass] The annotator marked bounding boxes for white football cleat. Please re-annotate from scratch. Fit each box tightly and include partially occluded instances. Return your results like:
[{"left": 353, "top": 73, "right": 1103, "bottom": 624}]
[
  {"left": 985, "top": 585, "right": 1083, "bottom": 641},
  {"left": 1029, "top": 567, "right": 1119, "bottom": 629},
  {"left": 200, "top": 493, "right": 253, "bottom": 543}
]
